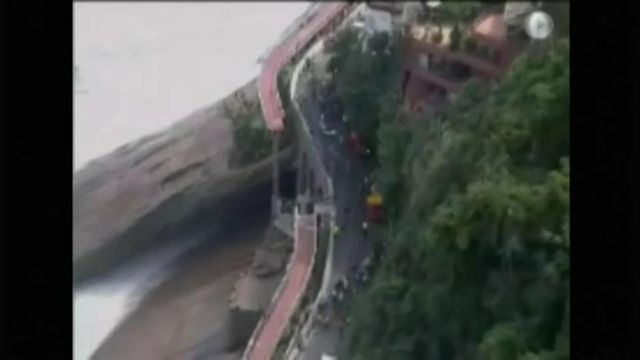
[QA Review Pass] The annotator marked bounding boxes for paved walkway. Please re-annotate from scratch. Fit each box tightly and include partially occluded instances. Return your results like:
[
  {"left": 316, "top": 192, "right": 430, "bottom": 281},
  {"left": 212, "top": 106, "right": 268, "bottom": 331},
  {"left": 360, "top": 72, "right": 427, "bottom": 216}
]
[
  {"left": 244, "top": 214, "right": 316, "bottom": 360},
  {"left": 253, "top": 3, "right": 370, "bottom": 358},
  {"left": 246, "top": 3, "right": 356, "bottom": 359},
  {"left": 258, "top": 2, "right": 350, "bottom": 132}
]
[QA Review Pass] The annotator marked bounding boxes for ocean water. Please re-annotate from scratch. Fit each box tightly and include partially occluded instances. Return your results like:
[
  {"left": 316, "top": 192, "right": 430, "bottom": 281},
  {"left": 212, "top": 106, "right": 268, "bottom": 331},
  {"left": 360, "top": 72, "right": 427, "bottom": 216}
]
[
  {"left": 73, "top": 2, "right": 310, "bottom": 171},
  {"left": 73, "top": 235, "right": 201, "bottom": 360},
  {"left": 73, "top": 3, "right": 310, "bottom": 359}
]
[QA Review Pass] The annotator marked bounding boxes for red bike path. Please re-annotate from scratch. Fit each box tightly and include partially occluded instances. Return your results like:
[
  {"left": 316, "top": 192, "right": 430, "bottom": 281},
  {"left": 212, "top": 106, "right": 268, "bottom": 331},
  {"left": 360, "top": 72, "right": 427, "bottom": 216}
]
[
  {"left": 244, "top": 214, "right": 316, "bottom": 360},
  {"left": 246, "top": 3, "right": 352, "bottom": 359},
  {"left": 258, "top": 2, "right": 350, "bottom": 133}
]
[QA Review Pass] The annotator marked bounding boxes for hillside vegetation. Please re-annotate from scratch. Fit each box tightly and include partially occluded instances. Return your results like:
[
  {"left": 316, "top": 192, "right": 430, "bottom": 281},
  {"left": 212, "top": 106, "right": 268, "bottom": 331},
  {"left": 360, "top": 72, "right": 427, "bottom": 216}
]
[
  {"left": 327, "top": 29, "right": 402, "bottom": 152},
  {"left": 223, "top": 92, "right": 273, "bottom": 168},
  {"left": 327, "top": 26, "right": 570, "bottom": 360},
  {"left": 223, "top": 70, "right": 297, "bottom": 168}
]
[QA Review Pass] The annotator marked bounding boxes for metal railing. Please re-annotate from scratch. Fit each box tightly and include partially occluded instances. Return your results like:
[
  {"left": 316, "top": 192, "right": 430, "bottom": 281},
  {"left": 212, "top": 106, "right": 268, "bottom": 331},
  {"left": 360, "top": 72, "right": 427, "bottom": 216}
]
[
  {"left": 281, "top": 5, "right": 367, "bottom": 359},
  {"left": 243, "top": 3, "right": 360, "bottom": 359}
]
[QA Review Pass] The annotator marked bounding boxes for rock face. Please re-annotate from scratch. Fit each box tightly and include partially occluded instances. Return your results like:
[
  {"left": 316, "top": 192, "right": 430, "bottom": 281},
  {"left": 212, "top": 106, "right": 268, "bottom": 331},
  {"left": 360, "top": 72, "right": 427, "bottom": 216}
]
[
  {"left": 230, "top": 225, "right": 293, "bottom": 311},
  {"left": 253, "top": 225, "right": 294, "bottom": 278},
  {"left": 227, "top": 307, "right": 262, "bottom": 352},
  {"left": 73, "top": 78, "right": 294, "bottom": 283},
  {"left": 226, "top": 224, "right": 294, "bottom": 353}
]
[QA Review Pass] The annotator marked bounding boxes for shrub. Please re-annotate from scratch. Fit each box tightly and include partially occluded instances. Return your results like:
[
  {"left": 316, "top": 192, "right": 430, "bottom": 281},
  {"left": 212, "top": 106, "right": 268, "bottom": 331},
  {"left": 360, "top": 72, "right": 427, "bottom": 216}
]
[
  {"left": 463, "top": 35, "right": 478, "bottom": 52},
  {"left": 227, "top": 98, "right": 273, "bottom": 167}
]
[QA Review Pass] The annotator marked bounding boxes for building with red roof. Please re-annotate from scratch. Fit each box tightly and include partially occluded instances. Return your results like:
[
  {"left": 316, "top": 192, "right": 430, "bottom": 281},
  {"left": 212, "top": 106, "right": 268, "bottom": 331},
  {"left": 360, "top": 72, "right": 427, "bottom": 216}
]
[{"left": 400, "top": 5, "right": 531, "bottom": 114}]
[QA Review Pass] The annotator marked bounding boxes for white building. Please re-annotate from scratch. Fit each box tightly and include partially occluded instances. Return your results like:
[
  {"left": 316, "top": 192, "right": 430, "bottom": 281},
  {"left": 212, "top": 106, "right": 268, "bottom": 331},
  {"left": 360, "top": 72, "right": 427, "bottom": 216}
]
[
  {"left": 362, "top": 5, "right": 393, "bottom": 36},
  {"left": 503, "top": 1, "right": 537, "bottom": 36},
  {"left": 348, "top": 3, "right": 395, "bottom": 54},
  {"left": 400, "top": 1, "right": 424, "bottom": 28}
]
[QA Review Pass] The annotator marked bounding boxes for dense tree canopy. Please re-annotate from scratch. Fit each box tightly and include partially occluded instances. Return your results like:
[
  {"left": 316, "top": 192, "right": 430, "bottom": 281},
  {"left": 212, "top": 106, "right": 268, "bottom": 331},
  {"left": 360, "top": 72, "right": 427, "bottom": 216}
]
[
  {"left": 225, "top": 66, "right": 297, "bottom": 168},
  {"left": 326, "top": 29, "right": 403, "bottom": 152},
  {"left": 225, "top": 92, "right": 272, "bottom": 167},
  {"left": 435, "top": 1, "right": 489, "bottom": 23},
  {"left": 337, "top": 36, "right": 570, "bottom": 360}
]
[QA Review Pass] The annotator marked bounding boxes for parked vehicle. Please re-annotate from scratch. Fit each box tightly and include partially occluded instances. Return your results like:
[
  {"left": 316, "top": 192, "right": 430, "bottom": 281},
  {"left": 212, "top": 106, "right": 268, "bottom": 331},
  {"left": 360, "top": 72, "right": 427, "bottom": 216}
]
[
  {"left": 366, "top": 191, "right": 384, "bottom": 223},
  {"left": 348, "top": 131, "right": 367, "bottom": 156}
]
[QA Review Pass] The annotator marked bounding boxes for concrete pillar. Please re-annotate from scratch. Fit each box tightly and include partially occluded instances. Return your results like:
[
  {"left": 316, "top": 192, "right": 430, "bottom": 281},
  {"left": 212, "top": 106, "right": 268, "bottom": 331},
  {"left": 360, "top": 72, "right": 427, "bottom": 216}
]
[
  {"left": 297, "top": 152, "right": 308, "bottom": 198},
  {"left": 308, "top": 168, "right": 316, "bottom": 200},
  {"left": 272, "top": 132, "right": 281, "bottom": 215}
]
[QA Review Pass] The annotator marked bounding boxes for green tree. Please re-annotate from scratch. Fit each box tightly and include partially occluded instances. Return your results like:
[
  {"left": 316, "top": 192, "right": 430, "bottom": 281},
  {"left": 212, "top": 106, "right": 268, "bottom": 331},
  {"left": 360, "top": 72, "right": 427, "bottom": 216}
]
[
  {"left": 326, "top": 30, "right": 404, "bottom": 152},
  {"left": 375, "top": 115, "right": 412, "bottom": 220},
  {"left": 344, "top": 38, "right": 570, "bottom": 360},
  {"left": 226, "top": 95, "right": 273, "bottom": 167}
]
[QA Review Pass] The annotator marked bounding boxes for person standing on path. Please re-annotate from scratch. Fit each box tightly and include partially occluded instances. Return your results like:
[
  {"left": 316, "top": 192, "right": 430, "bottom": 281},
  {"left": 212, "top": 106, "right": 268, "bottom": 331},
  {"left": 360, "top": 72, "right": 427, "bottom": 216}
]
[
  {"left": 362, "top": 221, "right": 368, "bottom": 239},
  {"left": 331, "top": 223, "right": 340, "bottom": 239}
]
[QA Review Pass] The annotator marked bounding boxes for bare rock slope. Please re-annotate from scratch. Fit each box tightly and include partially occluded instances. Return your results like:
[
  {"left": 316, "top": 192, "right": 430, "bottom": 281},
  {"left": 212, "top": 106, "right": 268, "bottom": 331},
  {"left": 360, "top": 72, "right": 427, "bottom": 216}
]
[{"left": 73, "top": 78, "right": 294, "bottom": 283}]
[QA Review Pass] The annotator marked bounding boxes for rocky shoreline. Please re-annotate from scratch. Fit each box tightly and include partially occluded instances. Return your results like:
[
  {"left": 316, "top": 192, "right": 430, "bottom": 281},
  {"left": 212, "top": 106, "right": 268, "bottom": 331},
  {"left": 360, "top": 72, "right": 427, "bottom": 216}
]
[
  {"left": 73, "top": 78, "right": 293, "bottom": 284},
  {"left": 90, "top": 189, "right": 287, "bottom": 360},
  {"left": 74, "top": 77, "right": 298, "bottom": 359}
]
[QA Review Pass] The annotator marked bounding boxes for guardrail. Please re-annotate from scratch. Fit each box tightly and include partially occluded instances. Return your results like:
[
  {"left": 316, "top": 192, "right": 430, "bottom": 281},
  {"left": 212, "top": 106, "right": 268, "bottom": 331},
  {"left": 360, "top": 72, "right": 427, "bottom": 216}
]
[
  {"left": 243, "top": 3, "right": 357, "bottom": 359},
  {"left": 280, "top": 41, "right": 335, "bottom": 360},
  {"left": 281, "top": 4, "right": 365, "bottom": 359}
]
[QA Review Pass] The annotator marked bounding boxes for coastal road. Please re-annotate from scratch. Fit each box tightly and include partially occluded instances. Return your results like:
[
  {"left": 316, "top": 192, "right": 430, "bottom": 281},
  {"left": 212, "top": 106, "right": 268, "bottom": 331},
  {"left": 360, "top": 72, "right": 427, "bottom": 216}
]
[{"left": 295, "top": 49, "right": 372, "bottom": 360}]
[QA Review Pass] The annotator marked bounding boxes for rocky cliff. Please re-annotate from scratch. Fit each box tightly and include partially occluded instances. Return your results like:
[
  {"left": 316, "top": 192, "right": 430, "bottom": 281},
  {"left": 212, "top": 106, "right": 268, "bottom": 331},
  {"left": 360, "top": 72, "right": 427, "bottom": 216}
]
[{"left": 73, "top": 78, "right": 294, "bottom": 283}]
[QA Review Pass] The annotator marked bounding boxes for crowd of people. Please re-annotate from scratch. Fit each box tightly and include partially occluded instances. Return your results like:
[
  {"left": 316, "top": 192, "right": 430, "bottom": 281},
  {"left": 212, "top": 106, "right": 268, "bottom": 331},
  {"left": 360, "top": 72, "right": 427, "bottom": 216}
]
[
  {"left": 303, "top": 59, "right": 383, "bottom": 336},
  {"left": 315, "top": 255, "right": 373, "bottom": 329}
]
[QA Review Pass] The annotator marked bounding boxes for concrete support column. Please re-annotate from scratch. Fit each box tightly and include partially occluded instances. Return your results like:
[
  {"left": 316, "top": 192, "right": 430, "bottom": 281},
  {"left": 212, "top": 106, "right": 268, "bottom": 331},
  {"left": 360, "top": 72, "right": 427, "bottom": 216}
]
[
  {"left": 297, "top": 152, "right": 307, "bottom": 198},
  {"left": 272, "top": 132, "right": 281, "bottom": 215},
  {"left": 308, "top": 168, "right": 315, "bottom": 201}
]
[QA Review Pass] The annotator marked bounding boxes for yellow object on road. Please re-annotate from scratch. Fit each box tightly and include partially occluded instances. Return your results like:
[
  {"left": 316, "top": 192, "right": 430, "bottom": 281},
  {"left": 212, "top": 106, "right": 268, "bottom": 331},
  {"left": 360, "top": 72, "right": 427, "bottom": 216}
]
[{"left": 366, "top": 192, "right": 383, "bottom": 206}]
